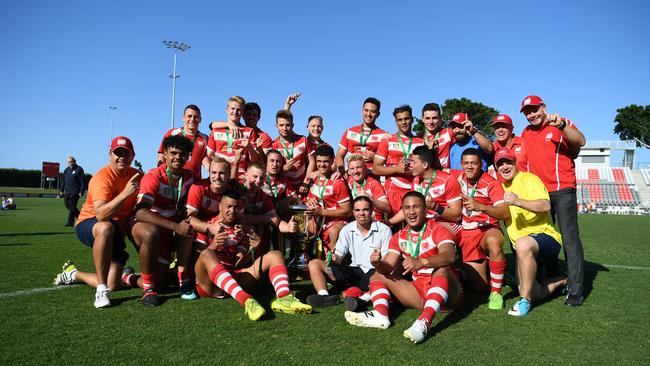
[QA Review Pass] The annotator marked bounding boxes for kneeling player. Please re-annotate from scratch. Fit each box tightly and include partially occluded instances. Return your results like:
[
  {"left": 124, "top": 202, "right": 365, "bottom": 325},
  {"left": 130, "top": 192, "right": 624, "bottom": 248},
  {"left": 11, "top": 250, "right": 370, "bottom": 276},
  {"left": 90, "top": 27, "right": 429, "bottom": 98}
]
[
  {"left": 194, "top": 189, "right": 312, "bottom": 320},
  {"left": 344, "top": 192, "right": 462, "bottom": 344}
]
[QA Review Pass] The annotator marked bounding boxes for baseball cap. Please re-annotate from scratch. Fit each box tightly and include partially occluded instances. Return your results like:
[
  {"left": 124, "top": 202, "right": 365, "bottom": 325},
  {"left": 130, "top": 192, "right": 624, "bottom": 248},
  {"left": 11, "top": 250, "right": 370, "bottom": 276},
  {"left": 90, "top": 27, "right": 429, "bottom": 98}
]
[
  {"left": 110, "top": 136, "right": 135, "bottom": 155},
  {"left": 520, "top": 95, "right": 544, "bottom": 112},
  {"left": 450, "top": 112, "right": 468, "bottom": 125},
  {"left": 494, "top": 148, "right": 516, "bottom": 164},
  {"left": 491, "top": 114, "right": 513, "bottom": 126}
]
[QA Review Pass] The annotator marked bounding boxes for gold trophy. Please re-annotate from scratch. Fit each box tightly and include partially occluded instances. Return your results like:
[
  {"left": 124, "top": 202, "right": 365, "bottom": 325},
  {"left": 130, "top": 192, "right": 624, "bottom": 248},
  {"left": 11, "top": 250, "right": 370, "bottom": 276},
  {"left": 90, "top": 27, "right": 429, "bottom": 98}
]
[{"left": 288, "top": 204, "right": 313, "bottom": 269}]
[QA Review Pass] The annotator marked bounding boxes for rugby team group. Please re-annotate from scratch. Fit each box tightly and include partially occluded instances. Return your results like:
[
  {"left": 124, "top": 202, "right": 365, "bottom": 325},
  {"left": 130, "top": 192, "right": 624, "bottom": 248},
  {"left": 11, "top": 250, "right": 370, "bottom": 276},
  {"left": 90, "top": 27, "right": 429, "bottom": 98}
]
[{"left": 53, "top": 93, "right": 586, "bottom": 344}]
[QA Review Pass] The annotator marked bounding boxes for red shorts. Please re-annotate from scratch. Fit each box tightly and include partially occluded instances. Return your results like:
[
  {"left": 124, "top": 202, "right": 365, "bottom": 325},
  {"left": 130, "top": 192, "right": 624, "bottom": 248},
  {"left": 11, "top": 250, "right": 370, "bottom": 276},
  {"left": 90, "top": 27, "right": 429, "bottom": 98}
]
[
  {"left": 321, "top": 220, "right": 347, "bottom": 250},
  {"left": 458, "top": 227, "right": 491, "bottom": 262},
  {"left": 195, "top": 281, "right": 227, "bottom": 299},
  {"left": 411, "top": 270, "right": 462, "bottom": 311},
  {"left": 411, "top": 275, "right": 434, "bottom": 301}
]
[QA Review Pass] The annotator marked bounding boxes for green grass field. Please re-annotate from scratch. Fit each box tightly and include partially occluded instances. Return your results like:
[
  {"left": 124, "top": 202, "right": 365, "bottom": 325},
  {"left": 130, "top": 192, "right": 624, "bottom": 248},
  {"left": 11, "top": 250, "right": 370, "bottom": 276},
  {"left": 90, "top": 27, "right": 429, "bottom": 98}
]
[{"left": 1, "top": 198, "right": 649, "bottom": 365}]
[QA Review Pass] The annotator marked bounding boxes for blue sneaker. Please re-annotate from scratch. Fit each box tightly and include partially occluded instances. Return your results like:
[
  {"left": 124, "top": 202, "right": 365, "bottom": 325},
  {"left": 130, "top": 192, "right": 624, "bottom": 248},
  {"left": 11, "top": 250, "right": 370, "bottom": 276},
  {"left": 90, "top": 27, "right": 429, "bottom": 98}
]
[
  {"left": 180, "top": 281, "right": 198, "bottom": 300},
  {"left": 508, "top": 297, "right": 531, "bottom": 317}
]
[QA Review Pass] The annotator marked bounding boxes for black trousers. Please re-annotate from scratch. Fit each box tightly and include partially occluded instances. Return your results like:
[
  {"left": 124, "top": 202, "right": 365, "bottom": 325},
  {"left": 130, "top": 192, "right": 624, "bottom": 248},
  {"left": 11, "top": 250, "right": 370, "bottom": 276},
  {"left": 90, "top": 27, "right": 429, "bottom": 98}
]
[
  {"left": 64, "top": 193, "right": 80, "bottom": 225},
  {"left": 549, "top": 188, "right": 584, "bottom": 298}
]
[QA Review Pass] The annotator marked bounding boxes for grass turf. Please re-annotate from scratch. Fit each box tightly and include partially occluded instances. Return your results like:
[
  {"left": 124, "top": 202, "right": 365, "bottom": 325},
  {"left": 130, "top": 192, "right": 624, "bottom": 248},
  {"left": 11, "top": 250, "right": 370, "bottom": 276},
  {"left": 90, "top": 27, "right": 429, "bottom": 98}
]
[{"left": 1, "top": 198, "right": 649, "bottom": 365}]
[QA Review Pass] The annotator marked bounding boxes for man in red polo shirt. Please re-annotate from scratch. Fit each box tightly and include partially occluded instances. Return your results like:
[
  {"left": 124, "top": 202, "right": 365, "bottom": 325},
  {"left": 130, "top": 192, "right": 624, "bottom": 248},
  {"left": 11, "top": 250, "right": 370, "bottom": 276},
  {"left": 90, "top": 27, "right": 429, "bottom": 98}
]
[
  {"left": 491, "top": 114, "right": 527, "bottom": 173},
  {"left": 520, "top": 95, "right": 586, "bottom": 306},
  {"left": 157, "top": 104, "right": 208, "bottom": 179}
]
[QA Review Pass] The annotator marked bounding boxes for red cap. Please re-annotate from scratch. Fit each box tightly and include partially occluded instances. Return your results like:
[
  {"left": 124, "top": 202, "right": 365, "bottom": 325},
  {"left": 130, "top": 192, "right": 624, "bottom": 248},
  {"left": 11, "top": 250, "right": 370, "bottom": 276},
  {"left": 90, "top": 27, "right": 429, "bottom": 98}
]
[
  {"left": 494, "top": 148, "right": 516, "bottom": 164},
  {"left": 110, "top": 136, "right": 135, "bottom": 155},
  {"left": 491, "top": 114, "right": 513, "bottom": 126},
  {"left": 520, "top": 95, "right": 544, "bottom": 112},
  {"left": 450, "top": 112, "right": 468, "bottom": 125}
]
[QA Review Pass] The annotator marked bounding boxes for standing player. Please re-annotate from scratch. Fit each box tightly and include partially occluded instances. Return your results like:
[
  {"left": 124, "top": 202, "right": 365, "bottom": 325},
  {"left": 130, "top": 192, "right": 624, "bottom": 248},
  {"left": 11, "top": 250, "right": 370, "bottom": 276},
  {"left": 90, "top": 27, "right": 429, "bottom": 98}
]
[
  {"left": 205, "top": 96, "right": 258, "bottom": 179},
  {"left": 272, "top": 109, "right": 315, "bottom": 195},
  {"left": 447, "top": 113, "right": 494, "bottom": 173},
  {"left": 336, "top": 97, "right": 387, "bottom": 176},
  {"left": 519, "top": 95, "right": 586, "bottom": 306},
  {"left": 495, "top": 149, "right": 568, "bottom": 316},
  {"left": 60, "top": 156, "right": 86, "bottom": 227},
  {"left": 306, "top": 196, "right": 392, "bottom": 308},
  {"left": 210, "top": 102, "right": 274, "bottom": 158},
  {"left": 157, "top": 104, "right": 208, "bottom": 179},
  {"left": 193, "top": 189, "right": 312, "bottom": 320},
  {"left": 373, "top": 104, "right": 425, "bottom": 214},
  {"left": 457, "top": 148, "right": 510, "bottom": 309},
  {"left": 346, "top": 154, "right": 392, "bottom": 221},
  {"left": 344, "top": 192, "right": 462, "bottom": 344},
  {"left": 305, "top": 145, "right": 352, "bottom": 252},
  {"left": 491, "top": 114, "right": 527, "bottom": 173},
  {"left": 419, "top": 103, "right": 455, "bottom": 169},
  {"left": 54, "top": 136, "right": 140, "bottom": 308},
  {"left": 131, "top": 135, "right": 196, "bottom": 306}
]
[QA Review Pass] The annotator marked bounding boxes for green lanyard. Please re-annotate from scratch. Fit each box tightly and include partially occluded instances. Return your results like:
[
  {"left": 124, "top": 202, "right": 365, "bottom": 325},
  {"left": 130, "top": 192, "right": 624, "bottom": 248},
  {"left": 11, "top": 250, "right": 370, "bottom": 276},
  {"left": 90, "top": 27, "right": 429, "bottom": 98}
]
[
  {"left": 181, "top": 128, "right": 198, "bottom": 145},
  {"left": 351, "top": 179, "right": 367, "bottom": 198},
  {"left": 225, "top": 130, "right": 234, "bottom": 154},
  {"left": 316, "top": 177, "right": 329, "bottom": 201},
  {"left": 359, "top": 126, "right": 372, "bottom": 147},
  {"left": 165, "top": 167, "right": 183, "bottom": 205},
  {"left": 279, "top": 137, "right": 294, "bottom": 159},
  {"left": 266, "top": 175, "right": 278, "bottom": 198},
  {"left": 397, "top": 132, "right": 413, "bottom": 160},
  {"left": 407, "top": 225, "right": 426, "bottom": 258},
  {"left": 466, "top": 177, "right": 479, "bottom": 198},
  {"left": 418, "top": 171, "right": 437, "bottom": 197}
]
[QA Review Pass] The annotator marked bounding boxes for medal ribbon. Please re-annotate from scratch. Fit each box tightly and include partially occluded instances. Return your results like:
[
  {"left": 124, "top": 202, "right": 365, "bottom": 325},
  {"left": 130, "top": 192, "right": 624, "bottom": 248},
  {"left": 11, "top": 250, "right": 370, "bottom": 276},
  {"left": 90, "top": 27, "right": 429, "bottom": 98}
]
[
  {"left": 407, "top": 224, "right": 426, "bottom": 258},
  {"left": 397, "top": 132, "right": 413, "bottom": 160}
]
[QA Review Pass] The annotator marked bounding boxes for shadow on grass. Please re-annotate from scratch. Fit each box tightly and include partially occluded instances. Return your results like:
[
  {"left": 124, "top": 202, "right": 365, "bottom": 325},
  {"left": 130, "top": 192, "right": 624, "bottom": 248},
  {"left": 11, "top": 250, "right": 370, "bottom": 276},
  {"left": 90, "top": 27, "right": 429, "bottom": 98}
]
[
  {"left": 0, "top": 243, "right": 31, "bottom": 247},
  {"left": 0, "top": 231, "right": 72, "bottom": 237}
]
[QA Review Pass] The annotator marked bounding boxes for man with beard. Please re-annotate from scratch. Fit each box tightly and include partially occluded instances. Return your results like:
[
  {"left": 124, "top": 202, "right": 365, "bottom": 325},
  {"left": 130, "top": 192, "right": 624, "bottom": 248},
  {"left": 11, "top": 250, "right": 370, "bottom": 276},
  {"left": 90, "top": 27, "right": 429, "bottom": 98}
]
[{"left": 447, "top": 113, "right": 494, "bottom": 173}]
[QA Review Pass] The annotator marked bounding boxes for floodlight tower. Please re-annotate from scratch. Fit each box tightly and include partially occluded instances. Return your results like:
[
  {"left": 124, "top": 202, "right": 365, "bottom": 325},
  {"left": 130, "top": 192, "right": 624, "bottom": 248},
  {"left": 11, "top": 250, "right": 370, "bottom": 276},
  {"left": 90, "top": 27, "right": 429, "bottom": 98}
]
[
  {"left": 108, "top": 105, "right": 117, "bottom": 144},
  {"left": 162, "top": 40, "right": 191, "bottom": 129}
]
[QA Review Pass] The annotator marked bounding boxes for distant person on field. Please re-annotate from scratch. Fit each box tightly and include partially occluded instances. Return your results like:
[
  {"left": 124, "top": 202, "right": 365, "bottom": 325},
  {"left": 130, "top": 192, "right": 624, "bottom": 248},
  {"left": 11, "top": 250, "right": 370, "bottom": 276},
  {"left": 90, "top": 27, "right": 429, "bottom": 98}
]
[
  {"left": 53, "top": 136, "right": 141, "bottom": 308},
  {"left": 2, "top": 196, "right": 16, "bottom": 210},
  {"left": 60, "top": 156, "right": 86, "bottom": 227},
  {"left": 495, "top": 149, "right": 567, "bottom": 317}
]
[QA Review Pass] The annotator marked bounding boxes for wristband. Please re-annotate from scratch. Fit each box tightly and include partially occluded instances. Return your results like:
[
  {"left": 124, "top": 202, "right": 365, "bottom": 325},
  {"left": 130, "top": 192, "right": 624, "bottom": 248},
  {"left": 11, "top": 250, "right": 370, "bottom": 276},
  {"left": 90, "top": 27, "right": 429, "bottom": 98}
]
[
  {"left": 558, "top": 120, "right": 567, "bottom": 131},
  {"left": 434, "top": 204, "right": 445, "bottom": 216}
]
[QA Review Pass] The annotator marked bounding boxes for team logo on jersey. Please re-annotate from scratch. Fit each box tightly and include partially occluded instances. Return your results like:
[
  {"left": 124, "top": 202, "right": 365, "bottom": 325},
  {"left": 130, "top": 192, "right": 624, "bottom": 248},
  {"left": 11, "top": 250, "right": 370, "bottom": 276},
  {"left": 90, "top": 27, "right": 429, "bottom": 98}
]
[
  {"left": 545, "top": 132, "right": 553, "bottom": 142},
  {"left": 198, "top": 140, "right": 204, "bottom": 146},
  {"left": 162, "top": 187, "right": 172, "bottom": 198},
  {"left": 514, "top": 146, "right": 521, "bottom": 153}
]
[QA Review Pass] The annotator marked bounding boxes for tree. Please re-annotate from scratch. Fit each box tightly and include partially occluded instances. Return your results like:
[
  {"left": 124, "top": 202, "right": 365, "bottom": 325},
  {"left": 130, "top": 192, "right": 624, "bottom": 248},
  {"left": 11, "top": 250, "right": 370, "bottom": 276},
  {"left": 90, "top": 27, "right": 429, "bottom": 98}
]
[
  {"left": 413, "top": 98, "right": 500, "bottom": 137},
  {"left": 613, "top": 104, "right": 650, "bottom": 148}
]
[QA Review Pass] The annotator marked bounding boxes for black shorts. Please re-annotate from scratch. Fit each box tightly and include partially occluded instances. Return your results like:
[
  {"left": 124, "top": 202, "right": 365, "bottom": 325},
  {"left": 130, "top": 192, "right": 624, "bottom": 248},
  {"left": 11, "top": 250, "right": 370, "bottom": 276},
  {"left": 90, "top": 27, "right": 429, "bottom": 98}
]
[
  {"left": 76, "top": 218, "right": 129, "bottom": 266},
  {"left": 331, "top": 264, "right": 375, "bottom": 291}
]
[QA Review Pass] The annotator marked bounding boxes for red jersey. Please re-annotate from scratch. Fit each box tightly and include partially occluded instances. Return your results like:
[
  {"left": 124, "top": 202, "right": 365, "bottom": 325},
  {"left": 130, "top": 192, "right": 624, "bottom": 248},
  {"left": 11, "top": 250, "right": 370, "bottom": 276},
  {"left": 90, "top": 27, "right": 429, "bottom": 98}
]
[
  {"left": 307, "top": 176, "right": 350, "bottom": 225},
  {"left": 272, "top": 134, "right": 311, "bottom": 189},
  {"left": 338, "top": 125, "right": 387, "bottom": 171},
  {"left": 521, "top": 119, "right": 579, "bottom": 192},
  {"left": 137, "top": 164, "right": 194, "bottom": 220},
  {"left": 207, "top": 126, "right": 258, "bottom": 178},
  {"left": 262, "top": 174, "right": 289, "bottom": 203},
  {"left": 457, "top": 172, "right": 505, "bottom": 230},
  {"left": 346, "top": 175, "right": 387, "bottom": 221},
  {"left": 493, "top": 135, "right": 528, "bottom": 173},
  {"left": 204, "top": 217, "right": 249, "bottom": 270},
  {"left": 253, "top": 127, "right": 273, "bottom": 155},
  {"left": 158, "top": 128, "right": 208, "bottom": 179},
  {"left": 421, "top": 127, "right": 455, "bottom": 169},
  {"left": 387, "top": 219, "right": 456, "bottom": 280},
  {"left": 412, "top": 170, "right": 461, "bottom": 222},
  {"left": 243, "top": 187, "right": 276, "bottom": 215},
  {"left": 186, "top": 179, "right": 222, "bottom": 221},
  {"left": 375, "top": 133, "right": 425, "bottom": 191}
]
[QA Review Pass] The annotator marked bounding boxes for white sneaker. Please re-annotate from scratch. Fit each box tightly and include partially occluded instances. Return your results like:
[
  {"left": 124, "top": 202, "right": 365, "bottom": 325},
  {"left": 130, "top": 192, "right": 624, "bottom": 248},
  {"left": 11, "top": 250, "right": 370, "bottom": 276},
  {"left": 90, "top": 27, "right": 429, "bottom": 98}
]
[
  {"left": 403, "top": 318, "right": 429, "bottom": 344},
  {"left": 94, "top": 289, "right": 111, "bottom": 308},
  {"left": 53, "top": 261, "right": 78, "bottom": 286},
  {"left": 344, "top": 310, "right": 390, "bottom": 329}
]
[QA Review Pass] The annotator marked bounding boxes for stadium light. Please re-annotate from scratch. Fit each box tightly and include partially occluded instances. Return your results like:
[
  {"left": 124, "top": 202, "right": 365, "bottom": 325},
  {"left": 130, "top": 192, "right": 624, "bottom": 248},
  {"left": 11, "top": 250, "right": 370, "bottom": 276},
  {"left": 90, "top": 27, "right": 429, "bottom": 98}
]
[
  {"left": 107, "top": 105, "right": 117, "bottom": 145},
  {"left": 162, "top": 40, "right": 191, "bottom": 129}
]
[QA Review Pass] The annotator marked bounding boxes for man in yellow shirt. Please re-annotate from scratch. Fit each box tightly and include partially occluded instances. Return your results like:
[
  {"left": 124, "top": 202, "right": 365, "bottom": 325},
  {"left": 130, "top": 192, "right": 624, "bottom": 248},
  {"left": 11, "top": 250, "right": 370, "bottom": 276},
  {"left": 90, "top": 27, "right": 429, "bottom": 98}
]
[{"left": 495, "top": 149, "right": 567, "bottom": 317}]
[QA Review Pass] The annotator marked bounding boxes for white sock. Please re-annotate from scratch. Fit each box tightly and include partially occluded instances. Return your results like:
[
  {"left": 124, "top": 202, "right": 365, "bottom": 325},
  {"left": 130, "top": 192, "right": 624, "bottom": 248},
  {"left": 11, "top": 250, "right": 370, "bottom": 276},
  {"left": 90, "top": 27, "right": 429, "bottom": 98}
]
[
  {"left": 318, "top": 289, "right": 329, "bottom": 296},
  {"left": 96, "top": 283, "right": 108, "bottom": 292},
  {"left": 360, "top": 292, "right": 371, "bottom": 302}
]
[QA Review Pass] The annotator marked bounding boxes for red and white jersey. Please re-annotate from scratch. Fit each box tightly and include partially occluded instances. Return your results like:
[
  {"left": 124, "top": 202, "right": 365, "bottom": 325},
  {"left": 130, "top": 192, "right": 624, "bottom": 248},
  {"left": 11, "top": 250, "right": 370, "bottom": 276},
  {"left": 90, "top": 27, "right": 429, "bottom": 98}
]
[
  {"left": 375, "top": 134, "right": 425, "bottom": 191},
  {"left": 493, "top": 135, "right": 528, "bottom": 174},
  {"left": 253, "top": 127, "right": 274, "bottom": 155},
  {"left": 307, "top": 138, "right": 331, "bottom": 155},
  {"left": 204, "top": 217, "right": 249, "bottom": 270},
  {"left": 387, "top": 219, "right": 455, "bottom": 280},
  {"left": 137, "top": 164, "right": 194, "bottom": 220},
  {"left": 307, "top": 176, "right": 350, "bottom": 225},
  {"left": 243, "top": 187, "right": 276, "bottom": 216},
  {"left": 346, "top": 175, "right": 387, "bottom": 221},
  {"left": 421, "top": 127, "right": 455, "bottom": 169},
  {"left": 457, "top": 172, "right": 505, "bottom": 230},
  {"left": 272, "top": 134, "right": 311, "bottom": 188},
  {"left": 207, "top": 126, "right": 258, "bottom": 178},
  {"left": 158, "top": 128, "right": 208, "bottom": 179},
  {"left": 262, "top": 174, "right": 289, "bottom": 202},
  {"left": 412, "top": 171, "right": 461, "bottom": 222},
  {"left": 521, "top": 119, "right": 578, "bottom": 192},
  {"left": 338, "top": 125, "right": 388, "bottom": 171},
  {"left": 186, "top": 179, "right": 222, "bottom": 221}
]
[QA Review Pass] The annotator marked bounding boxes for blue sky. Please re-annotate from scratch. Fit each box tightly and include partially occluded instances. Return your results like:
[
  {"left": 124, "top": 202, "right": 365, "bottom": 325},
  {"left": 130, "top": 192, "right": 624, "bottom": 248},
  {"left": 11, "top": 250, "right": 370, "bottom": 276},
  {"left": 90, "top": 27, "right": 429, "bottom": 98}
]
[{"left": 1, "top": 0, "right": 649, "bottom": 174}]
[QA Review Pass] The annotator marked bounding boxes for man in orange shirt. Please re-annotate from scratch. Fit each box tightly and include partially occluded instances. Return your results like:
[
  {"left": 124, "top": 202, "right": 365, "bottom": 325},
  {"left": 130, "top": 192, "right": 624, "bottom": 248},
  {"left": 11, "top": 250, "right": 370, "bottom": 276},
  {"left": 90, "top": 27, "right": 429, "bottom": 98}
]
[{"left": 53, "top": 136, "right": 141, "bottom": 308}]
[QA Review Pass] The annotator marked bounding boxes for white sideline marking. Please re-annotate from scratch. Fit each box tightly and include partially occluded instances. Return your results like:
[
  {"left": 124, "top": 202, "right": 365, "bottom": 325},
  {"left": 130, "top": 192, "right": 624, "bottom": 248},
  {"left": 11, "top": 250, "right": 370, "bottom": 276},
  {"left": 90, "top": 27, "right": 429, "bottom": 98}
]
[
  {"left": 0, "top": 285, "right": 74, "bottom": 299},
  {"left": 603, "top": 264, "right": 650, "bottom": 270}
]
